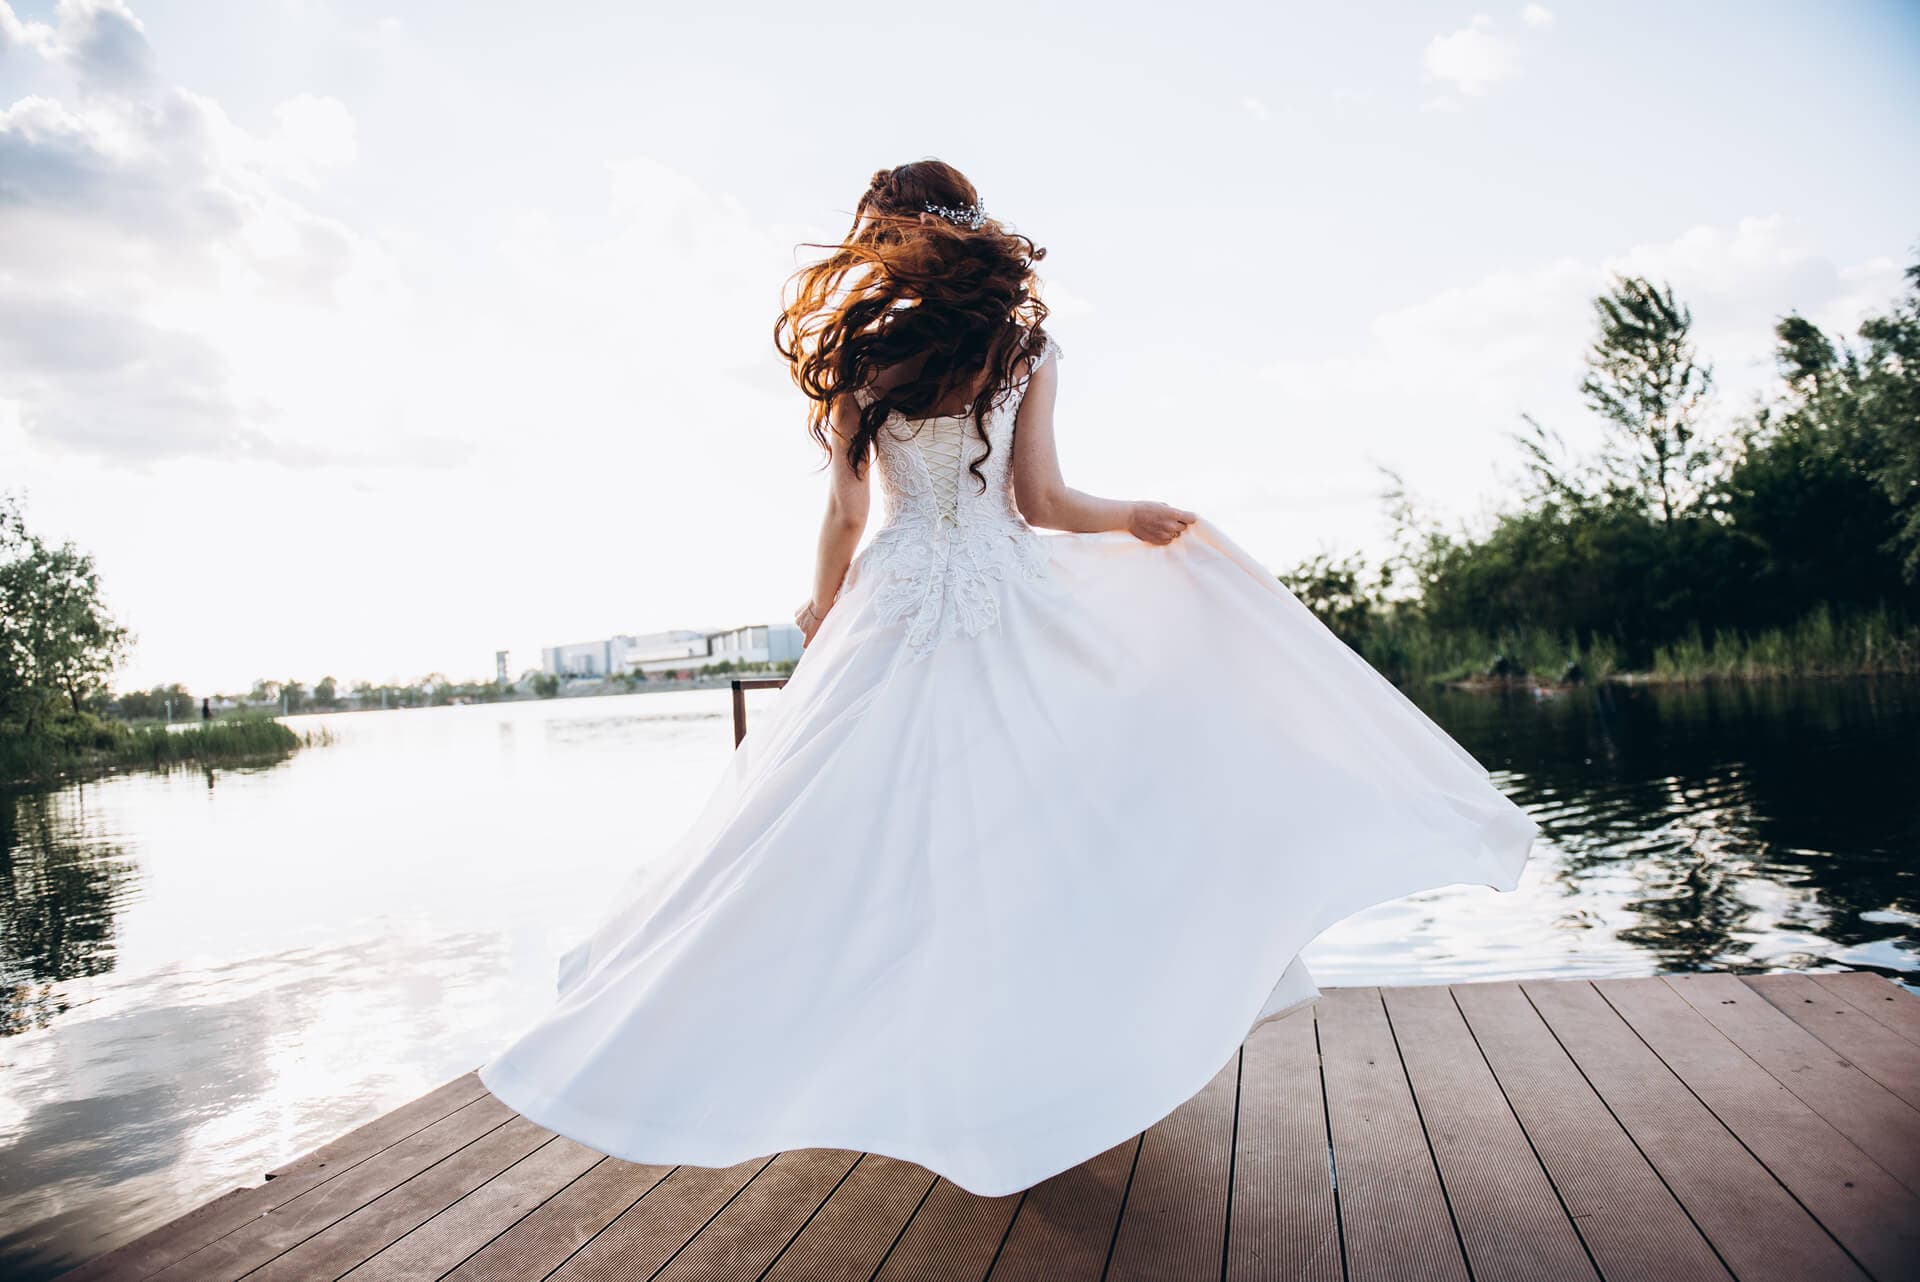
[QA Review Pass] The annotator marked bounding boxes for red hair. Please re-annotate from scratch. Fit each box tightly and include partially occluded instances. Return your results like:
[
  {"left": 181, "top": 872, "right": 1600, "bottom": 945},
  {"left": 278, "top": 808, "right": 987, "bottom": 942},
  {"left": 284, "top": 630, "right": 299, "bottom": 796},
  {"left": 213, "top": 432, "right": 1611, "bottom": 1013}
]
[{"left": 774, "top": 159, "right": 1052, "bottom": 493}]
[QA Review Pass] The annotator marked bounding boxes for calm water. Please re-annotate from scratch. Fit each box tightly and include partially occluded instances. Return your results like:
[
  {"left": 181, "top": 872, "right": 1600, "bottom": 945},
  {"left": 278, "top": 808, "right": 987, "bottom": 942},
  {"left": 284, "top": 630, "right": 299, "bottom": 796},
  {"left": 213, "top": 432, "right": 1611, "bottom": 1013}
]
[{"left": 1, "top": 680, "right": 1915, "bottom": 1278}]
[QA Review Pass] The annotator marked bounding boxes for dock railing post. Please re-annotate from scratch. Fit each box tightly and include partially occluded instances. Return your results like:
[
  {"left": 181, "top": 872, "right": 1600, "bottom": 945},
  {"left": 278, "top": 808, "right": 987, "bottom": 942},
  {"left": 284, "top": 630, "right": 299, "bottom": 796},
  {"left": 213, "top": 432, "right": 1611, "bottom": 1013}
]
[{"left": 730, "top": 676, "right": 790, "bottom": 746}]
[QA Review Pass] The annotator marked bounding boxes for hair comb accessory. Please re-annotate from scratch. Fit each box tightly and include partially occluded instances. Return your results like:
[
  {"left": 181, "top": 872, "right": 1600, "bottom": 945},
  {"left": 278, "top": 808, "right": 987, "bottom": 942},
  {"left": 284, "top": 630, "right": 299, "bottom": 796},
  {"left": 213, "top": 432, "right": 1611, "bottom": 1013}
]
[{"left": 924, "top": 199, "right": 987, "bottom": 230}]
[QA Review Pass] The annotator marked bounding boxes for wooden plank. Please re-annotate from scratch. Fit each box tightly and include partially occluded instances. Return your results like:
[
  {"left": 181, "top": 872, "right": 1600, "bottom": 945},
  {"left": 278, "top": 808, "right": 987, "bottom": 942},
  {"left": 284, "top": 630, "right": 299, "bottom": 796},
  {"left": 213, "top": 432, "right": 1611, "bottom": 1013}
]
[
  {"left": 1383, "top": 984, "right": 1597, "bottom": 1282},
  {"left": 1747, "top": 973, "right": 1920, "bottom": 1109},
  {"left": 442, "top": 1157, "right": 675, "bottom": 1281},
  {"left": 652, "top": 1148, "right": 861, "bottom": 1282},
  {"left": 266, "top": 1073, "right": 491, "bottom": 1180},
  {"left": 871, "top": 1179, "right": 1022, "bottom": 1282},
  {"left": 1224, "top": 1009, "right": 1340, "bottom": 1282},
  {"left": 60, "top": 975, "right": 1920, "bottom": 1282},
  {"left": 342, "top": 1136, "right": 604, "bottom": 1280},
  {"left": 245, "top": 1116, "right": 553, "bottom": 1281},
  {"left": 56, "top": 1189, "right": 259, "bottom": 1282},
  {"left": 1524, "top": 978, "right": 1867, "bottom": 1282},
  {"left": 985, "top": 1136, "right": 1141, "bottom": 1282},
  {"left": 546, "top": 1156, "right": 773, "bottom": 1280},
  {"left": 760, "top": 1155, "right": 938, "bottom": 1282},
  {"left": 1812, "top": 972, "right": 1920, "bottom": 1045},
  {"left": 1451, "top": 982, "right": 1730, "bottom": 1282},
  {"left": 1601, "top": 977, "right": 1920, "bottom": 1281},
  {"left": 1106, "top": 1050, "right": 1239, "bottom": 1281},
  {"left": 1315, "top": 986, "right": 1468, "bottom": 1282},
  {"left": 143, "top": 1094, "right": 518, "bottom": 1282},
  {"left": 1665, "top": 973, "right": 1920, "bottom": 1195},
  {"left": 60, "top": 1072, "right": 490, "bottom": 1282}
]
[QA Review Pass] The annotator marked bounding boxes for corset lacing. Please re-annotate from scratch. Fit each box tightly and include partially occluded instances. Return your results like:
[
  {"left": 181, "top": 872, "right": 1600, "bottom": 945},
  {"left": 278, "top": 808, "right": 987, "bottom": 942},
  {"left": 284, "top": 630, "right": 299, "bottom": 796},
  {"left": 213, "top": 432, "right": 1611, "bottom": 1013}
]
[
  {"left": 843, "top": 334, "right": 1062, "bottom": 658},
  {"left": 909, "top": 416, "right": 970, "bottom": 527}
]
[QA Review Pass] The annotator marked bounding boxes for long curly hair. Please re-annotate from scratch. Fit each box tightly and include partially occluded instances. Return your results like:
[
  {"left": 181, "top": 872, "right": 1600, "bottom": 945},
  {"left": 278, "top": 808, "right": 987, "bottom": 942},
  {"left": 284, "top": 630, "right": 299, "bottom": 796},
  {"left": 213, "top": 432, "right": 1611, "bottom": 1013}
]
[{"left": 775, "top": 159, "right": 1051, "bottom": 493}]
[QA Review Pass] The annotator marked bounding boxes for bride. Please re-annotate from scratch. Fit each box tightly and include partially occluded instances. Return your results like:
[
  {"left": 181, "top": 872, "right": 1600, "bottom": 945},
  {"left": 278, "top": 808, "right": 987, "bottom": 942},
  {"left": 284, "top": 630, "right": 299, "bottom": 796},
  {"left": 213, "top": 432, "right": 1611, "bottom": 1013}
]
[{"left": 478, "top": 159, "right": 1538, "bottom": 1197}]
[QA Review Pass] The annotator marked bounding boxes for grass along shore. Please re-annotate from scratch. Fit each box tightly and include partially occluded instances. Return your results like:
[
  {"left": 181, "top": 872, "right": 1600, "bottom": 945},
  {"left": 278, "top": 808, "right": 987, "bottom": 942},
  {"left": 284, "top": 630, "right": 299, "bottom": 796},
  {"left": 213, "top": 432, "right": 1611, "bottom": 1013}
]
[
  {"left": 0, "top": 714, "right": 324, "bottom": 786},
  {"left": 1349, "top": 604, "right": 1920, "bottom": 688}
]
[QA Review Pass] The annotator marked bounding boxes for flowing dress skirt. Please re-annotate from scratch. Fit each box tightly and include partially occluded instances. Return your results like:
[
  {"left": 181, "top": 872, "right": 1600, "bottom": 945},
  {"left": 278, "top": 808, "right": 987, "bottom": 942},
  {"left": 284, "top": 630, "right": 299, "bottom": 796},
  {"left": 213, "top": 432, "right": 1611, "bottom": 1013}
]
[{"left": 478, "top": 516, "right": 1538, "bottom": 1196}]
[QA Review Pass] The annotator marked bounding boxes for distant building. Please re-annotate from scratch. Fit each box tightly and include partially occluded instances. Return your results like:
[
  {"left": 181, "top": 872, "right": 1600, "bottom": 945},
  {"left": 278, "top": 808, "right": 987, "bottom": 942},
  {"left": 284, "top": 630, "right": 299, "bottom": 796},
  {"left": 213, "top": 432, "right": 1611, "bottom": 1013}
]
[
  {"left": 622, "top": 630, "right": 715, "bottom": 671},
  {"left": 495, "top": 650, "right": 510, "bottom": 683},
  {"left": 634, "top": 623, "right": 803, "bottom": 675},
  {"left": 546, "top": 624, "right": 804, "bottom": 679},
  {"left": 542, "top": 629, "right": 711, "bottom": 678},
  {"left": 541, "top": 640, "right": 610, "bottom": 678},
  {"left": 710, "top": 622, "right": 804, "bottom": 666}
]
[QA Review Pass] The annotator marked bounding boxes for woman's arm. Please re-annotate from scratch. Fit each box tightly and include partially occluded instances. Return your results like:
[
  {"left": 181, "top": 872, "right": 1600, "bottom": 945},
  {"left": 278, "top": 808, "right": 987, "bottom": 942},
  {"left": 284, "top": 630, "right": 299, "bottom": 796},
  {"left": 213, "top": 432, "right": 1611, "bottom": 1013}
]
[
  {"left": 795, "top": 393, "right": 871, "bottom": 645},
  {"left": 1010, "top": 354, "right": 1196, "bottom": 544}
]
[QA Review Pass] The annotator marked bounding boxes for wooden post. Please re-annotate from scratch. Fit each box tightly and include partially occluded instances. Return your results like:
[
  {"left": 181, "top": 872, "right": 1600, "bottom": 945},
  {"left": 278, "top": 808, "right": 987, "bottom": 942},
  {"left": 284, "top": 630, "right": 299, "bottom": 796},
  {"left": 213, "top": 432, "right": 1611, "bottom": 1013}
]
[{"left": 730, "top": 677, "right": 791, "bottom": 746}]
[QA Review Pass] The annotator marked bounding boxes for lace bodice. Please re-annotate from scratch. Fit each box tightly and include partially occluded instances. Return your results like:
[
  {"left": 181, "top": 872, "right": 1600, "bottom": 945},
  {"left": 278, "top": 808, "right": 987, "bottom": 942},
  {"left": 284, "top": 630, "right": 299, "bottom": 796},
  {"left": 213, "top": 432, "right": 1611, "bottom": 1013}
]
[{"left": 840, "top": 334, "right": 1061, "bottom": 657}]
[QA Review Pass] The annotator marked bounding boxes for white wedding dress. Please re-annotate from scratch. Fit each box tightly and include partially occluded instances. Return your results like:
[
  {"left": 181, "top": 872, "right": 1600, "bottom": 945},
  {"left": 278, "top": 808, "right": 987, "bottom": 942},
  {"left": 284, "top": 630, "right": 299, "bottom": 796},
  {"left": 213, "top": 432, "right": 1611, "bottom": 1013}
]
[{"left": 478, "top": 334, "right": 1538, "bottom": 1196}]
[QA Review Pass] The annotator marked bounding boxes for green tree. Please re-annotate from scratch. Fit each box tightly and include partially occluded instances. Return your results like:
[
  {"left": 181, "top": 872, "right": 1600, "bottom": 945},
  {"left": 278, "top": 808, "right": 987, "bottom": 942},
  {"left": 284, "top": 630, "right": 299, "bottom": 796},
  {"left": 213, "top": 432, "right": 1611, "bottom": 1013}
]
[
  {"left": 1726, "top": 264, "right": 1920, "bottom": 591},
  {"left": 1774, "top": 313, "right": 1838, "bottom": 394},
  {"left": 1301, "top": 263, "right": 1920, "bottom": 681},
  {"left": 112, "top": 683, "right": 193, "bottom": 722},
  {"left": 1579, "top": 276, "right": 1715, "bottom": 526},
  {"left": 1279, "top": 551, "right": 1381, "bottom": 651},
  {"left": 314, "top": 676, "right": 338, "bottom": 707},
  {"left": 1855, "top": 263, "right": 1920, "bottom": 580},
  {"left": 1715, "top": 314, "right": 1908, "bottom": 617},
  {"left": 0, "top": 496, "right": 132, "bottom": 731}
]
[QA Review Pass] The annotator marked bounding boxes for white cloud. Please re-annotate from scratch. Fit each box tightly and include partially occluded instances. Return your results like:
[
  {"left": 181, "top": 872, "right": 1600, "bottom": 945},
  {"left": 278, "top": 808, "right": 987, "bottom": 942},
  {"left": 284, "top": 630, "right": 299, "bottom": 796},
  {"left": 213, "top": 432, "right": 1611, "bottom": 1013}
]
[
  {"left": 1604, "top": 217, "right": 1900, "bottom": 388},
  {"left": 1422, "top": 16, "right": 1518, "bottom": 98},
  {"left": 1421, "top": 8, "right": 1554, "bottom": 102},
  {"left": 269, "top": 94, "right": 358, "bottom": 178},
  {"left": 0, "top": 0, "right": 849, "bottom": 689},
  {"left": 0, "top": 3, "right": 55, "bottom": 56},
  {"left": 47, "top": 0, "right": 154, "bottom": 92},
  {"left": 0, "top": 5, "right": 421, "bottom": 467},
  {"left": 1241, "top": 95, "right": 1271, "bottom": 121}
]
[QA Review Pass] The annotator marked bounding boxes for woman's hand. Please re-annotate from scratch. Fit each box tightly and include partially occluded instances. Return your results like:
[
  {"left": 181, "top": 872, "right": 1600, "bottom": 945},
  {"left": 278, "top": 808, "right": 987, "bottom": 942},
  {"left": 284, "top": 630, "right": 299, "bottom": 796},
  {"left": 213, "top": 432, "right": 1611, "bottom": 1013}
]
[
  {"left": 1127, "top": 501, "right": 1198, "bottom": 545},
  {"left": 795, "top": 598, "right": 827, "bottom": 647}
]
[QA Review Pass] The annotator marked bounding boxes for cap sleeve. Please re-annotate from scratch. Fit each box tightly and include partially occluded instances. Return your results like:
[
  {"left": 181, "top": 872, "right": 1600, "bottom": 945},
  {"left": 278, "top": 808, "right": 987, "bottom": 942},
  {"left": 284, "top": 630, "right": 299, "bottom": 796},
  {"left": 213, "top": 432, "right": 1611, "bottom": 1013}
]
[{"left": 1026, "top": 331, "right": 1063, "bottom": 375}]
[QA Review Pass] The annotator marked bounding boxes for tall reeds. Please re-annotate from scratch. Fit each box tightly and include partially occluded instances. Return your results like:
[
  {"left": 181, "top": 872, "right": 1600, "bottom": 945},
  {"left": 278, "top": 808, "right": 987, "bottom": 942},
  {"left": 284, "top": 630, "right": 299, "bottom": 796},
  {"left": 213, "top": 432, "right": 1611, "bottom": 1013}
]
[
  {"left": 0, "top": 715, "right": 319, "bottom": 784},
  {"left": 1348, "top": 605, "right": 1915, "bottom": 686}
]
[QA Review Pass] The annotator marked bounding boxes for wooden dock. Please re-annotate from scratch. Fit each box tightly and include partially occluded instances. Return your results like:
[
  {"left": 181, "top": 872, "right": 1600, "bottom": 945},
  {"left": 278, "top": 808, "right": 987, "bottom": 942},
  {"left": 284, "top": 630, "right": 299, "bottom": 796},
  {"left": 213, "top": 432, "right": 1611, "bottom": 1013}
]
[{"left": 59, "top": 972, "right": 1920, "bottom": 1281}]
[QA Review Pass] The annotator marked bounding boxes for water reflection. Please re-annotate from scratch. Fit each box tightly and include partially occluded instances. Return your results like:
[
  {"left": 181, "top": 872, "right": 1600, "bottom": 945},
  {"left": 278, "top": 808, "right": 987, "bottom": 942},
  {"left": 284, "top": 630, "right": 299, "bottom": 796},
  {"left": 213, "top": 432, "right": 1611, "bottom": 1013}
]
[
  {"left": 0, "top": 690, "right": 759, "bottom": 1281},
  {"left": 0, "top": 932, "right": 511, "bottom": 1280},
  {"left": 1402, "top": 678, "right": 1918, "bottom": 977},
  {"left": 1, "top": 790, "right": 138, "bottom": 1036},
  {"left": 0, "top": 681, "right": 1913, "bottom": 1279}
]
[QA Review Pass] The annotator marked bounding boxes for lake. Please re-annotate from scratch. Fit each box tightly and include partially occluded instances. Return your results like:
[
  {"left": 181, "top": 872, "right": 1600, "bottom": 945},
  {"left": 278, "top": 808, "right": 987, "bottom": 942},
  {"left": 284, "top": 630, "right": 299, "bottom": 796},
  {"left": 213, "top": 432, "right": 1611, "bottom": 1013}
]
[{"left": 2, "top": 678, "right": 1915, "bottom": 1279}]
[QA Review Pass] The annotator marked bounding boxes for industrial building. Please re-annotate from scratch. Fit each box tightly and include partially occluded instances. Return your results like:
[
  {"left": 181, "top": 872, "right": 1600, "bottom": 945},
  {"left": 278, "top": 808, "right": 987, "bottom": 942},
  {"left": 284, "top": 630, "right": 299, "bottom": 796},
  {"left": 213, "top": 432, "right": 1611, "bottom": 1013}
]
[{"left": 542, "top": 624, "right": 802, "bottom": 679}]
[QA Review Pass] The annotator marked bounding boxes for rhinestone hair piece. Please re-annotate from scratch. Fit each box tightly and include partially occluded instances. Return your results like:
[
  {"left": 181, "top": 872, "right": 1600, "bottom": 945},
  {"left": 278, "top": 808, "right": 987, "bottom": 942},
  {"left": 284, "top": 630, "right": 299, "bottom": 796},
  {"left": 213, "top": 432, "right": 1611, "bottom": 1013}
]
[{"left": 924, "top": 199, "right": 987, "bottom": 230}]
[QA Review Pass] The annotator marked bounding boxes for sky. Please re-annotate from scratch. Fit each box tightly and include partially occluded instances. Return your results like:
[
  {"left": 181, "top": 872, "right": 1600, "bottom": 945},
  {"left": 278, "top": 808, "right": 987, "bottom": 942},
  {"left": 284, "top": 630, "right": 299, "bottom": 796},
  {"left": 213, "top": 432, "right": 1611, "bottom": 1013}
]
[{"left": 2, "top": 0, "right": 1916, "bottom": 693}]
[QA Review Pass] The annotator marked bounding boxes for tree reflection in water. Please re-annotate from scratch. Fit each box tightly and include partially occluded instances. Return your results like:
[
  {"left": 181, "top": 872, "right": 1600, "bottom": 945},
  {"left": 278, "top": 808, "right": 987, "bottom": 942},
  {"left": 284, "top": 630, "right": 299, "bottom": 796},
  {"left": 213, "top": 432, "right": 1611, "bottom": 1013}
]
[
  {"left": 1417, "top": 677, "right": 1919, "bottom": 976},
  {"left": 1, "top": 789, "right": 139, "bottom": 1037}
]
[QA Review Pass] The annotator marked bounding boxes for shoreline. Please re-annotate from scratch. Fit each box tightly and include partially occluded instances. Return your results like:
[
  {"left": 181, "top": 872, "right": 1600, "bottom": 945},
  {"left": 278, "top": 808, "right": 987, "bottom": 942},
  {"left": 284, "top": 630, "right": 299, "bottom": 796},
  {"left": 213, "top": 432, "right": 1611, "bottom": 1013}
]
[
  {"left": 0, "top": 717, "right": 318, "bottom": 790},
  {"left": 1442, "top": 667, "right": 1919, "bottom": 693},
  {"left": 268, "top": 670, "right": 794, "bottom": 717}
]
